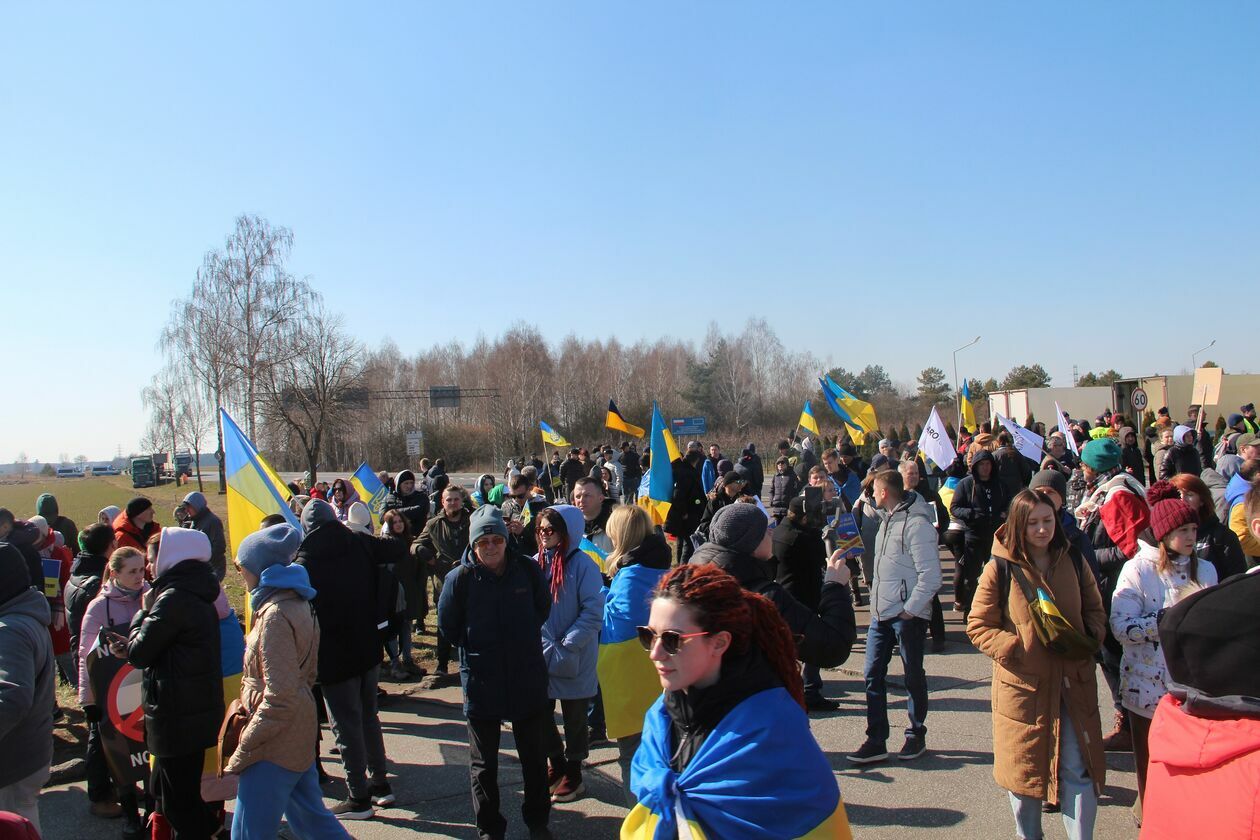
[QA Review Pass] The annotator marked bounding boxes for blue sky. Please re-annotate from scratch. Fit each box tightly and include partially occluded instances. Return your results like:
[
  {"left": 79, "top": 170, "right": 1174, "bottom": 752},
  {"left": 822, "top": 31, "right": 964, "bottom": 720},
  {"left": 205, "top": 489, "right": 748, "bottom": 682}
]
[{"left": 3, "top": 3, "right": 1257, "bottom": 461}]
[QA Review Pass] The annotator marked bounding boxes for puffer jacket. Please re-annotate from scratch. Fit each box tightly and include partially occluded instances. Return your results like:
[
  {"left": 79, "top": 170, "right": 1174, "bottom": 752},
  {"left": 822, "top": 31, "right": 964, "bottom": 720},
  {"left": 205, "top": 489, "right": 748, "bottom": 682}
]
[
  {"left": 77, "top": 579, "right": 147, "bottom": 705},
  {"left": 539, "top": 506, "right": 605, "bottom": 700},
  {"left": 1195, "top": 517, "right": 1247, "bottom": 580},
  {"left": 225, "top": 566, "right": 320, "bottom": 775},
  {"left": 112, "top": 510, "right": 158, "bottom": 552},
  {"left": 769, "top": 470, "right": 802, "bottom": 518},
  {"left": 64, "top": 551, "right": 107, "bottom": 668},
  {"left": 381, "top": 469, "right": 431, "bottom": 535},
  {"left": 870, "top": 493, "right": 942, "bottom": 622},
  {"left": 1159, "top": 434, "right": 1203, "bottom": 481},
  {"left": 0, "top": 586, "right": 54, "bottom": 789},
  {"left": 772, "top": 516, "right": 826, "bottom": 611},
  {"left": 950, "top": 450, "right": 1008, "bottom": 546},
  {"left": 1110, "top": 543, "right": 1218, "bottom": 718}
]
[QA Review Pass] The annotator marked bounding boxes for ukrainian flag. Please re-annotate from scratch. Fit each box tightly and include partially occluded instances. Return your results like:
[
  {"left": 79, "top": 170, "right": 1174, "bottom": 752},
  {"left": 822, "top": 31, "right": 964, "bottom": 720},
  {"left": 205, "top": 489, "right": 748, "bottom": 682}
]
[
  {"left": 817, "top": 378, "right": 868, "bottom": 446},
  {"left": 350, "top": 462, "right": 389, "bottom": 531},
  {"left": 960, "top": 380, "right": 977, "bottom": 430},
  {"left": 541, "top": 420, "right": 571, "bottom": 448},
  {"left": 639, "top": 402, "right": 681, "bottom": 527},
  {"left": 826, "top": 375, "right": 880, "bottom": 438},
  {"left": 607, "top": 400, "right": 646, "bottom": 439},
  {"left": 598, "top": 563, "right": 668, "bottom": 740},
  {"left": 221, "top": 409, "right": 300, "bottom": 561},
  {"left": 799, "top": 400, "right": 821, "bottom": 437},
  {"left": 624, "top": 688, "right": 853, "bottom": 839},
  {"left": 578, "top": 536, "right": 609, "bottom": 572}
]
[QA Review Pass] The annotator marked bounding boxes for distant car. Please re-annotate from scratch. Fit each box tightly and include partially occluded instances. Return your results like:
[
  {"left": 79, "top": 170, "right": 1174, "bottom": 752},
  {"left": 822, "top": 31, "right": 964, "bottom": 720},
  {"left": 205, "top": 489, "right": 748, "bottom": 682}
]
[
  {"left": 56, "top": 467, "right": 82, "bottom": 478},
  {"left": 90, "top": 465, "right": 120, "bottom": 476}
]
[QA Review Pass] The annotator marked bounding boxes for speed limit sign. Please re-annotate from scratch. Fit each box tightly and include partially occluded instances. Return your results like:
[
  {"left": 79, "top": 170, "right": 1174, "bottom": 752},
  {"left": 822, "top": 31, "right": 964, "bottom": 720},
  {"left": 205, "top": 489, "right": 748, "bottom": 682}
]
[{"left": 1131, "top": 388, "right": 1148, "bottom": 412}]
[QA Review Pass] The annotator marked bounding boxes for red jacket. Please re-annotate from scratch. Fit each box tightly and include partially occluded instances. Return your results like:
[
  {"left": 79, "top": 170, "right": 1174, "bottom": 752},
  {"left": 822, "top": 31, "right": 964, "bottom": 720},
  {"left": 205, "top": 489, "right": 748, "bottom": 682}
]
[{"left": 1141, "top": 693, "right": 1260, "bottom": 839}]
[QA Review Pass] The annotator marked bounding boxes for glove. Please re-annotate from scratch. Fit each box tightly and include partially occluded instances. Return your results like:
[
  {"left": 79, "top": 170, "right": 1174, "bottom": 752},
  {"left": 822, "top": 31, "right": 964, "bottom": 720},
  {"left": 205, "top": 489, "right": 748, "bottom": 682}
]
[{"left": 83, "top": 704, "right": 102, "bottom": 723}]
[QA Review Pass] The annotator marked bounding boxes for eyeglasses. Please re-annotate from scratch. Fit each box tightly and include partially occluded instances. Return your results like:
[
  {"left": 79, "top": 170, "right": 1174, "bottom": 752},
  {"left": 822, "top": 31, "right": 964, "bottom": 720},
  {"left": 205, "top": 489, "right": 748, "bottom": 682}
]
[
  {"left": 536, "top": 526, "right": 555, "bottom": 536},
  {"left": 474, "top": 535, "right": 505, "bottom": 548},
  {"left": 636, "top": 626, "right": 709, "bottom": 656}
]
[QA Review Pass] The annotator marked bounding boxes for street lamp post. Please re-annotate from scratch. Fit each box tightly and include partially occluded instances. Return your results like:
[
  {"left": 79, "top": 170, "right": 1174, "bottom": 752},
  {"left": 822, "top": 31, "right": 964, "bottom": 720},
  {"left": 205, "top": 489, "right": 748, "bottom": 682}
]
[
  {"left": 953, "top": 335, "right": 981, "bottom": 432},
  {"left": 1191, "top": 340, "right": 1216, "bottom": 371}
]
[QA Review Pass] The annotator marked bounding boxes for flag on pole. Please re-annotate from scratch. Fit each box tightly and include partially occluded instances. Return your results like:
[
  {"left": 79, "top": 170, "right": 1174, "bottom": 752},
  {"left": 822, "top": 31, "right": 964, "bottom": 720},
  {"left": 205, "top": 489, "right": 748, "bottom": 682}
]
[
  {"left": 1055, "top": 402, "right": 1080, "bottom": 455},
  {"left": 640, "top": 401, "right": 681, "bottom": 526},
  {"left": 798, "top": 400, "right": 821, "bottom": 437},
  {"left": 918, "top": 406, "right": 958, "bottom": 472},
  {"left": 960, "top": 380, "right": 977, "bottom": 430},
  {"left": 221, "top": 409, "right": 300, "bottom": 562},
  {"left": 605, "top": 400, "right": 645, "bottom": 438},
  {"left": 825, "top": 375, "right": 880, "bottom": 437},
  {"left": 349, "top": 462, "right": 389, "bottom": 531},
  {"left": 996, "top": 412, "right": 1047, "bottom": 464},
  {"left": 540, "top": 421, "right": 571, "bottom": 448},
  {"left": 817, "top": 378, "right": 869, "bottom": 445}
]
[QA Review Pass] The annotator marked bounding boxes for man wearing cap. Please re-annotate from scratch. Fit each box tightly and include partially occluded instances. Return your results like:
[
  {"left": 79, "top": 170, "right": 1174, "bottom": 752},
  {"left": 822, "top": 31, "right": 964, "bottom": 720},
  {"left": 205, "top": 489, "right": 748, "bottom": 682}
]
[
  {"left": 438, "top": 505, "right": 553, "bottom": 840},
  {"left": 869, "top": 439, "right": 897, "bottom": 472},
  {"left": 838, "top": 442, "right": 868, "bottom": 482},
  {"left": 33, "top": 495, "right": 77, "bottom": 559},
  {"left": 1073, "top": 438, "right": 1151, "bottom": 753},
  {"left": 174, "top": 492, "right": 226, "bottom": 581}
]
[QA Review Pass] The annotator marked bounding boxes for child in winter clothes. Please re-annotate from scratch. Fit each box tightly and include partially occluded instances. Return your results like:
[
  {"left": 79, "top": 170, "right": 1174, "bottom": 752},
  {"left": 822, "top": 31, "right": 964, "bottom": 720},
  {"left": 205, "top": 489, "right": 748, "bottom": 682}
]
[
  {"left": 769, "top": 457, "right": 802, "bottom": 522},
  {"left": 1110, "top": 481, "right": 1218, "bottom": 826}
]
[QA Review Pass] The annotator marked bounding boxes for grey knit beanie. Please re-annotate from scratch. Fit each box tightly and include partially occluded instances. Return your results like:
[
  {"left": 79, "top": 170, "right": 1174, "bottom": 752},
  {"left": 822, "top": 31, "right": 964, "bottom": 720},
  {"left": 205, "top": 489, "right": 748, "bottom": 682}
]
[{"left": 708, "top": 503, "right": 768, "bottom": 555}]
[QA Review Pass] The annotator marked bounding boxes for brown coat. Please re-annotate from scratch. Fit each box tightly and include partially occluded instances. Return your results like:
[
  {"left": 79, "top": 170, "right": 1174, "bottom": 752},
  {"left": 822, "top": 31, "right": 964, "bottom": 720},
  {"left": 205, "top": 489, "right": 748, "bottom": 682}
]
[
  {"left": 224, "top": 589, "right": 320, "bottom": 775},
  {"left": 966, "top": 527, "right": 1107, "bottom": 803}
]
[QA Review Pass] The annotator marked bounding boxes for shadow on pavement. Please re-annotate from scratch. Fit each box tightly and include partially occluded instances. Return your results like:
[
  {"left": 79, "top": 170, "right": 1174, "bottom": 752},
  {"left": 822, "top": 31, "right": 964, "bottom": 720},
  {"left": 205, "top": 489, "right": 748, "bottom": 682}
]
[{"left": 843, "top": 802, "right": 967, "bottom": 828}]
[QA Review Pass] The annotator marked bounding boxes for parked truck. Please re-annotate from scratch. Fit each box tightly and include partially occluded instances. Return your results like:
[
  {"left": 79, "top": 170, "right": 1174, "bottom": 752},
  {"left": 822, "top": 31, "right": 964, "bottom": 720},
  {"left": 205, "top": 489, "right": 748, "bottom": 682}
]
[{"left": 131, "top": 456, "right": 156, "bottom": 488}]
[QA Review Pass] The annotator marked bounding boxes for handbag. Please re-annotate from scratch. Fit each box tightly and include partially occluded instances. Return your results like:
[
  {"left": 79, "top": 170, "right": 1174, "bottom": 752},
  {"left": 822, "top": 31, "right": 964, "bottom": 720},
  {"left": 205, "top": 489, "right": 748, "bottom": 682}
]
[
  {"left": 216, "top": 697, "right": 250, "bottom": 777},
  {"left": 1006, "top": 561, "right": 1100, "bottom": 660}
]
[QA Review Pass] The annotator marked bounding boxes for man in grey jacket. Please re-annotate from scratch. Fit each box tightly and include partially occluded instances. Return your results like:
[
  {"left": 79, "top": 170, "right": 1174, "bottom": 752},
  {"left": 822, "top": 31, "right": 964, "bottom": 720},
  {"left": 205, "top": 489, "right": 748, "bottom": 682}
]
[
  {"left": 847, "top": 469, "right": 942, "bottom": 765},
  {"left": 0, "top": 542, "right": 54, "bottom": 833},
  {"left": 175, "top": 491, "right": 227, "bottom": 581}
]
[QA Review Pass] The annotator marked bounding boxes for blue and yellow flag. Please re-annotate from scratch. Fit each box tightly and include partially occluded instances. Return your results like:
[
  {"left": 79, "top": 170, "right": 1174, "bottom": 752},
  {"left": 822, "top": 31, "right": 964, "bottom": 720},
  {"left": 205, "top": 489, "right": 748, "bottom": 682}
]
[
  {"left": 825, "top": 375, "right": 879, "bottom": 437},
  {"left": 540, "top": 420, "right": 571, "bottom": 448},
  {"left": 221, "top": 409, "right": 300, "bottom": 562},
  {"left": 960, "top": 380, "right": 977, "bottom": 430},
  {"left": 799, "top": 400, "right": 821, "bottom": 437},
  {"left": 598, "top": 563, "right": 668, "bottom": 740},
  {"left": 606, "top": 400, "right": 646, "bottom": 439},
  {"left": 349, "top": 462, "right": 389, "bottom": 531},
  {"left": 624, "top": 688, "right": 853, "bottom": 839},
  {"left": 639, "top": 402, "right": 681, "bottom": 527},
  {"left": 578, "top": 536, "right": 609, "bottom": 572},
  {"left": 817, "top": 378, "right": 867, "bottom": 446}
]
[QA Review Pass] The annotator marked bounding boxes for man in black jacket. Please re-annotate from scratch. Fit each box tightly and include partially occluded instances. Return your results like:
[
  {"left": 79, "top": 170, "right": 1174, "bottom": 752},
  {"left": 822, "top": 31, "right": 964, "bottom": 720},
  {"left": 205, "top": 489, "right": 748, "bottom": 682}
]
[
  {"left": 297, "top": 499, "right": 389, "bottom": 820},
  {"left": 381, "top": 469, "right": 430, "bottom": 535},
  {"left": 772, "top": 498, "right": 838, "bottom": 711},
  {"left": 125, "top": 527, "right": 223, "bottom": 838},
  {"left": 439, "top": 506, "right": 552, "bottom": 840},
  {"left": 667, "top": 448, "right": 707, "bottom": 564},
  {"left": 619, "top": 443, "right": 642, "bottom": 505},
  {"left": 948, "top": 450, "right": 1008, "bottom": 616},
  {"left": 691, "top": 503, "right": 856, "bottom": 670}
]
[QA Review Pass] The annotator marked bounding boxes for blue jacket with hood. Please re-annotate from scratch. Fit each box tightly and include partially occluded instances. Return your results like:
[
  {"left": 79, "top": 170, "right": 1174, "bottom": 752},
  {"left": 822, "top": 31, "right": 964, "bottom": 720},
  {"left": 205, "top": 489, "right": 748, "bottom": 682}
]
[{"left": 539, "top": 505, "right": 606, "bottom": 700}]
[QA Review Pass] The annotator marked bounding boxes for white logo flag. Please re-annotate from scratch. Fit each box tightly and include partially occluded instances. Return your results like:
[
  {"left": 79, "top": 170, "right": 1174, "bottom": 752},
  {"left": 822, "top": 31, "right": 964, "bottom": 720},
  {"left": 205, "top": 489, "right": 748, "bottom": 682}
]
[
  {"left": 996, "top": 413, "right": 1046, "bottom": 464},
  {"left": 1054, "top": 402, "right": 1080, "bottom": 455},
  {"left": 918, "top": 406, "right": 957, "bottom": 471}
]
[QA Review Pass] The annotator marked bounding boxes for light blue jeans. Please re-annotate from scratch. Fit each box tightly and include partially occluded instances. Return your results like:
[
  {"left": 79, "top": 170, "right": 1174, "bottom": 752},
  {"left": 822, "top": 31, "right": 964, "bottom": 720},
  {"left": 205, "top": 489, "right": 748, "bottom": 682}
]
[
  {"left": 232, "top": 761, "right": 350, "bottom": 840},
  {"left": 1008, "top": 700, "right": 1097, "bottom": 840}
]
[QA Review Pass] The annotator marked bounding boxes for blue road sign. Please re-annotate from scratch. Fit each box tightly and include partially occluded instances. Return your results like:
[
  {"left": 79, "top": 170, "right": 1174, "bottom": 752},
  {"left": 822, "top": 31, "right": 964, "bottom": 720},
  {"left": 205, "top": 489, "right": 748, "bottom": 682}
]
[{"left": 671, "top": 416, "right": 707, "bottom": 436}]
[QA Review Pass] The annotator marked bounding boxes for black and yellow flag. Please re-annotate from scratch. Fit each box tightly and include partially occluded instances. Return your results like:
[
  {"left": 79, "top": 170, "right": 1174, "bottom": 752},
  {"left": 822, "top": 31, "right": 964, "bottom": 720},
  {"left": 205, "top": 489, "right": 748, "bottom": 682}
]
[{"left": 606, "top": 399, "right": 645, "bottom": 438}]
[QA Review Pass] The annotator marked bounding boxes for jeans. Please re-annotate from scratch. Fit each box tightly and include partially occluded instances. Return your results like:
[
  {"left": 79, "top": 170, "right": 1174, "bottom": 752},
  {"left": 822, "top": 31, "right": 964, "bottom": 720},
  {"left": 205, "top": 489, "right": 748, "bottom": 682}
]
[
  {"left": 0, "top": 766, "right": 48, "bottom": 835},
  {"left": 153, "top": 751, "right": 221, "bottom": 838},
  {"left": 321, "top": 666, "right": 389, "bottom": 801},
  {"left": 864, "top": 615, "right": 928, "bottom": 743},
  {"left": 1008, "top": 701, "right": 1097, "bottom": 840},
  {"left": 384, "top": 615, "right": 412, "bottom": 666},
  {"left": 56, "top": 651, "right": 78, "bottom": 690},
  {"left": 545, "top": 697, "right": 592, "bottom": 762},
  {"left": 1130, "top": 711, "right": 1153, "bottom": 824},
  {"left": 431, "top": 572, "right": 453, "bottom": 668},
  {"left": 468, "top": 711, "right": 551, "bottom": 840},
  {"left": 802, "top": 662, "right": 824, "bottom": 699},
  {"left": 956, "top": 534, "right": 993, "bottom": 612},
  {"left": 232, "top": 761, "right": 350, "bottom": 840},
  {"left": 588, "top": 690, "right": 606, "bottom": 737}
]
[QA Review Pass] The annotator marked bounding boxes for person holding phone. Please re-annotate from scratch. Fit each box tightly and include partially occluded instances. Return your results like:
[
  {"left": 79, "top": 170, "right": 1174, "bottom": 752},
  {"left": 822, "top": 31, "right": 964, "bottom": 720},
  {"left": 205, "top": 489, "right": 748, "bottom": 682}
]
[{"left": 77, "top": 546, "right": 148, "bottom": 836}]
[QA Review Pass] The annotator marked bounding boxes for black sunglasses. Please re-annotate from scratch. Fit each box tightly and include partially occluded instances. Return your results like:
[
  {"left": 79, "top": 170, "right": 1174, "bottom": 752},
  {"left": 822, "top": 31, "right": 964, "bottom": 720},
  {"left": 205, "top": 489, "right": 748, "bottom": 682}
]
[{"left": 636, "top": 626, "right": 709, "bottom": 656}]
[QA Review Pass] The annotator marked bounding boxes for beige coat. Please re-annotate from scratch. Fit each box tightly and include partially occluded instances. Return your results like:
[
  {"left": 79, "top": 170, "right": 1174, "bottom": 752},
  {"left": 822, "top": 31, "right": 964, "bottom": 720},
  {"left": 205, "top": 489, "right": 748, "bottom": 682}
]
[
  {"left": 966, "top": 528, "right": 1108, "bottom": 803},
  {"left": 224, "top": 589, "right": 320, "bottom": 775}
]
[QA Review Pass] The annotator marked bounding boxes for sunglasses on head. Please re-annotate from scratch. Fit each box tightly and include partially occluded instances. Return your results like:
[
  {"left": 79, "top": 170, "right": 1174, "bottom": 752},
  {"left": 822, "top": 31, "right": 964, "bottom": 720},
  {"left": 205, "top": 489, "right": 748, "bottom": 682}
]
[{"left": 636, "top": 626, "right": 709, "bottom": 656}]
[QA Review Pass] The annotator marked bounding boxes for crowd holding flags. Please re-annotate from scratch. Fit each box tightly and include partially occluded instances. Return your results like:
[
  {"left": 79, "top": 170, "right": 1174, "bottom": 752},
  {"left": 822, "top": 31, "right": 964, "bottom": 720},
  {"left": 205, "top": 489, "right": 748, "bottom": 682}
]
[{"left": 220, "top": 408, "right": 300, "bottom": 560}]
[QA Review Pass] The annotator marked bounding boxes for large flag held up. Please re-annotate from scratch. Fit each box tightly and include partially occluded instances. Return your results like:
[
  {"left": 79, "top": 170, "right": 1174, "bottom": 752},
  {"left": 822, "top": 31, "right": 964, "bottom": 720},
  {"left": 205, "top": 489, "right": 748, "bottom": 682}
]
[
  {"left": 995, "top": 412, "right": 1046, "bottom": 464},
  {"left": 798, "top": 400, "right": 821, "bottom": 437},
  {"left": 221, "top": 409, "right": 300, "bottom": 562},
  {"left": 350, "top": 462, "right": 389, "bottom": 530},
  {"left": 960, "top": 380, "right": 977, "bottom": 430},
  {"left": 606, "top": 400, "right": 645, "bottom": 439},
  {"left": 640, "top": 402, "right": 681, "bottom": 527},
  {"left": 817, "top": 376, "right": 872, "bottom": 445},
  {"left": 540, "top": 420, "right": 571, "bottom": 448},
  {"left": 918, "top": 406, "right": 957, "bottom": 471},
  {"left": 1055, "top": 402, "right": 1080, "bottom": 455}
]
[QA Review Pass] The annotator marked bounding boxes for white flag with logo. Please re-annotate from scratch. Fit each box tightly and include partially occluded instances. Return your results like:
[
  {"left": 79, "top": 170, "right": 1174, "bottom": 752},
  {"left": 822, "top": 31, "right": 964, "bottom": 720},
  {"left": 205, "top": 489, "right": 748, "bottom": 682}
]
[
  {"left": 918, "top": 406, "right": 957, "bottom": 471},
  {"left": 1055, "top": 401, "right": 1080, "bottom": 455},
  {"left": 996, "top": 413, "right": 1046, "bottom": 464}
]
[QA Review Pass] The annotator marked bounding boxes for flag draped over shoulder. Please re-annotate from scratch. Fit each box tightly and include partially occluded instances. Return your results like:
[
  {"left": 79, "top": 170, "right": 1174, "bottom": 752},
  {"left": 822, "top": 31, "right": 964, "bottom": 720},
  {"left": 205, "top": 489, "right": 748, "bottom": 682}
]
[
  {"left": 597, "top": 563, "right": 668, "bottom": 740},
  {"left": 960, "top": 380, "right": 977, "bottom": 430},
  {"left": 798, "top": 400, "right": 821, "bottom": 437},
  {"left": 221, "top": 409, "right": 300, "bottom": 561},
  {"left": 640, "top": 402, "right": 681, "bottom": 527},
  {"left": 578, "top": 537, "right": 608, "bottom": 572},
  {"left": 541, "top": 421, "right": 571, "bottom": 448},
  {"left": 606, "top": 400, "right": 646, "bottom": 438},
  {"left": 624, "top": 688, "right": 853, "bottom": 840},
  {"left": 349, "top": 462, "right": 389, "bottom": 530}
]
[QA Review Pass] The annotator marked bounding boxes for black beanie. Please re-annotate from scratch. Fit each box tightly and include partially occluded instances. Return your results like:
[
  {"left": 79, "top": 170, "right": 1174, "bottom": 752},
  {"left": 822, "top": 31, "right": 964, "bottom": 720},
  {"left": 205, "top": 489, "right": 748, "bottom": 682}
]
[
  {"left": 0, "top": 543, "right": 31, "bottom": 604},
  {"left": 126, "top": 497, "right": 153, "bottom": 519},
  {"left": 708, "top": 503, "right": 768, "bottom": 555},
  {"left": 1159, "top": 572, "right": 1260, "bottom": 709}
]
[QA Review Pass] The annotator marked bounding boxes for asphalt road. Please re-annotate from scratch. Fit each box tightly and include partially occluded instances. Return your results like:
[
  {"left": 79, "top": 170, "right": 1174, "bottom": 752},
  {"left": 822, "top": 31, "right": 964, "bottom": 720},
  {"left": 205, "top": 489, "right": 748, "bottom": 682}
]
[{"left": 41, "top": 550, "right": 1141, "bottom": 840}]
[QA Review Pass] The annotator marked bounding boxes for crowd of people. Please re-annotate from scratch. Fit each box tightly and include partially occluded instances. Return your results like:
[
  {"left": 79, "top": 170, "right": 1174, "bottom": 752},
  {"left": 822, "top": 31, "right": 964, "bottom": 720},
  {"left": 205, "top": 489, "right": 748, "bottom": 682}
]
[{"left": 1, "top": 401, "right": 1259, "bottom": 839}]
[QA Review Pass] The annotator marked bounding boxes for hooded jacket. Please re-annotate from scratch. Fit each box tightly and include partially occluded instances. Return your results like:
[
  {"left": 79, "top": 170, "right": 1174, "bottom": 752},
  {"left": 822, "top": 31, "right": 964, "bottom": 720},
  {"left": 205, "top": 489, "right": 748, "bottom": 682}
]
[
  {"left": 0, "top": 574, "right": 54, "bottom": 790},
  {"left": 689, "top": 541, "right": 855, "bottom": 668},
  {"left": 382, "top": 469, "right": 430, "bottom": 536},
  {"left": 769, "top": 469, "right": 802, "bottom": 517},
  {"left": 870, "top": 493, "right": 942, "bottom": 621},
  {"left": 295, "top": 500, "right": 381, "bottom": 684},
  {"left": 125, "top": 528, "right": 224, "bottom": 757},
  {"left": 186, "top": 503, "right": 227, "bottom": 582},
  {"left": 35, "top": 494, "right": 78, "bottom": 557},
  {"left": 77, "top": 578, "right": 148, "bottom": 706},
  {"left": 225, "top": 564, "right": 321, "bottom": 775},
  {"left": 112, "top": 510, "right": 158, "bottom": 553},
  {"left": 437, "top": 545, "right": 551, "bottom": 721},
  {"left": 666, "top": 454, "right": 706, "bottom": 538},
  {"left": 1159, "top": 426, "right": 1204, "bottom": 480},
  {"left": 949, "top": 451, "right": 1008, "bottom": 545},
  {"left": 64, "top": 550, "right": 108, "bottom": 666},
  {"left": 539, "top": 505, "right": 605, "bottom": 700}
]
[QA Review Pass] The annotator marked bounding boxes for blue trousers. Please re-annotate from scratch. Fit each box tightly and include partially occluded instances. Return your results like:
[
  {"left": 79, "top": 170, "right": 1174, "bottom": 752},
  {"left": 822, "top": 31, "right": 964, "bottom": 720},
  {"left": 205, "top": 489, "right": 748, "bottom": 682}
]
[
  {"left": 1008, "top": 701, "right": 1097, "bottom": 840},
  {"left": 232, "top": 761, "right": 350, "bottom": 840},
  {"left": 864, "top": 615, "right": 928, "bottom": 743}
]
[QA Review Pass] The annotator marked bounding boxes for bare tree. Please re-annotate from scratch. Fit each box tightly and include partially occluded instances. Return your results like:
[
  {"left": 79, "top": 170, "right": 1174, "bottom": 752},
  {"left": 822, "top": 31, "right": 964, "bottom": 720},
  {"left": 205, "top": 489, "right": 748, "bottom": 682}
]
[
  {"left": 261, "top": 306, "right": 365, "bottom": 483},
  {"left": 16, "top": 452, "right": 28, "bottom": 479},
  {"left": 176, "top": 384, "right": 215, "bottom": 492},
  {"left": 141, "top": 365, "right": 182, "bottom": 456}
]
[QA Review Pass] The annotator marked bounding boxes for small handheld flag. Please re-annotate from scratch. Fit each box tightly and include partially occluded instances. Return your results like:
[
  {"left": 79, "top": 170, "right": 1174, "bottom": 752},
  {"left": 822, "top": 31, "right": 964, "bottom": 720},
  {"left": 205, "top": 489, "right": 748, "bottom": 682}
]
[
  {"left": 540, "top": 421, "right": 571, "bottom": 448},
  {"left": 606, "top": 400, "right": 645, "bottom": 438},
  {"left": 798, "top": 400, "right": 821, "bottom": 437}
]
